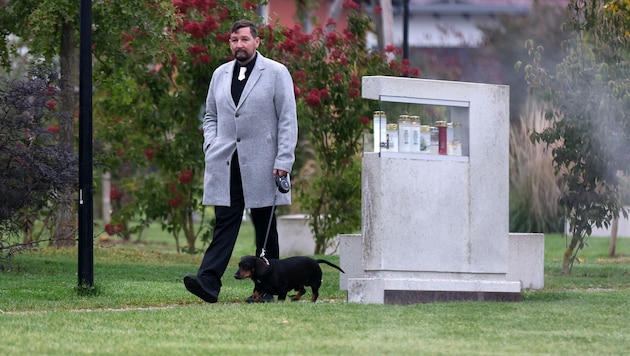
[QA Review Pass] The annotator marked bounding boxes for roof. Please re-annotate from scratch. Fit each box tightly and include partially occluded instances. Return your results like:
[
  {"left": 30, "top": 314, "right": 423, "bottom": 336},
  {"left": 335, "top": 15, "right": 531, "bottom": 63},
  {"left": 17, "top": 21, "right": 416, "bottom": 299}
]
[{"left": 401, "top": 0, "right": 534, "bottom": 16}]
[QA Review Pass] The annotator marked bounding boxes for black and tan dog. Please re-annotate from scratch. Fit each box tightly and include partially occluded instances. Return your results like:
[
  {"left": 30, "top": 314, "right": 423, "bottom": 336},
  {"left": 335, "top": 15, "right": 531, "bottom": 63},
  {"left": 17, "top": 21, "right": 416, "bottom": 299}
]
[{"left": 234, "top": 255, "right": 345, "bottom": 302}]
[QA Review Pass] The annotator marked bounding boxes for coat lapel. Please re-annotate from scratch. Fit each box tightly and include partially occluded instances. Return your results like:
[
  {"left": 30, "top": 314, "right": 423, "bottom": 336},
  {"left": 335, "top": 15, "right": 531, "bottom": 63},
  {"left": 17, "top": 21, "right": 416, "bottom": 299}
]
[
  {"left": 236, "top": 55, "right": 264, "bottom": 109},
  {"left": 224, "top": 63, "right": 237, "bottom": 111}
]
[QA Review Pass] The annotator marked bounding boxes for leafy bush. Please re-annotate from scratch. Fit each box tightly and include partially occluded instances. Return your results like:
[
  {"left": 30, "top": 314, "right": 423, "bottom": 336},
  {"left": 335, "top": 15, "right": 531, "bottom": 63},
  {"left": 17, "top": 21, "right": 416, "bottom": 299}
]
[
  {"left": 0, "top": 67, "right": 77, "bottom": 265},
  {"left": 92, "top": 0, "right": 419, "bottom": 254},
  {"left": 521, "top": 0, "right": 630, "bottom": 274}
]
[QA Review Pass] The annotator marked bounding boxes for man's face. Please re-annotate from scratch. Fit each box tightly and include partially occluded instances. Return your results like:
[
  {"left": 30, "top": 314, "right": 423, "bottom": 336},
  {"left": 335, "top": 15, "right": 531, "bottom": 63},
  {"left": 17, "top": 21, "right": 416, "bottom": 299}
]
[{"left": 230, "top": 27, "right": 260, "bottom": 64}]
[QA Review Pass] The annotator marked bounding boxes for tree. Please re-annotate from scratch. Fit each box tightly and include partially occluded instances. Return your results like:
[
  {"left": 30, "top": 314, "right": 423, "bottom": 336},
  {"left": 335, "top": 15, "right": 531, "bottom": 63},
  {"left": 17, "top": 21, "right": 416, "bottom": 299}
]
[
  {"left": 0, "top": 67, "right": 77, "bottom": 265},
  {"left": 1, "top": 0, "right": 81, "bottom": 247},
  {"left": 520, "top": 0, "right": 630, "bottom": 274}
]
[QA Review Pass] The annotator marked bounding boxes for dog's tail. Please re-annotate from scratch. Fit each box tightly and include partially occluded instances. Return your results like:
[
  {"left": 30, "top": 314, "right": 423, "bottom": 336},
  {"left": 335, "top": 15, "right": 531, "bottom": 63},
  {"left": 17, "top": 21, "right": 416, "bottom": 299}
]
[{"left": 316, "top": 259, "right": 345, "bottom": 273}]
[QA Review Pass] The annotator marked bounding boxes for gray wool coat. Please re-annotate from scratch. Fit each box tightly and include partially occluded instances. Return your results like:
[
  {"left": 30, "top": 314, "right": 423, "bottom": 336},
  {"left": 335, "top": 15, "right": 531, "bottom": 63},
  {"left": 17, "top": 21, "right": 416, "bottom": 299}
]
[{"left": 202, "top": 52, "right": 298, "bottom": 208}]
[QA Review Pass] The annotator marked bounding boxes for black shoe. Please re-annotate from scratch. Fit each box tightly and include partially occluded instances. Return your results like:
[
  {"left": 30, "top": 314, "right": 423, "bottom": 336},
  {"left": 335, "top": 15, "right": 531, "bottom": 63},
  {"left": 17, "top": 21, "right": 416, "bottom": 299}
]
[
  {"left": 245, "top": 293, "right": 275, "bottom": 303},
  {"left": 183, "top": 274, "right": 219, "bottom": 303}
]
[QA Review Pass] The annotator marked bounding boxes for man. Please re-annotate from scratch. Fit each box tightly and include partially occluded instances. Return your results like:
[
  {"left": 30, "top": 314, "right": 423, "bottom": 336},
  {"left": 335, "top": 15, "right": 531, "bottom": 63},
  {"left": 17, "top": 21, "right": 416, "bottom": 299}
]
[{"left": 183, "top": 20, "right": 298, "bottom": 303}]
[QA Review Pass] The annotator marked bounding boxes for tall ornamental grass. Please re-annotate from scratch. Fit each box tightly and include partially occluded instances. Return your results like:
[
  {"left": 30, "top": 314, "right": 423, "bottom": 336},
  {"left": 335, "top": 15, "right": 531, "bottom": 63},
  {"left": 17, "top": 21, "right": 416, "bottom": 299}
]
[{"left": 509, "top": 99, "right": 562, "bottom": 233}]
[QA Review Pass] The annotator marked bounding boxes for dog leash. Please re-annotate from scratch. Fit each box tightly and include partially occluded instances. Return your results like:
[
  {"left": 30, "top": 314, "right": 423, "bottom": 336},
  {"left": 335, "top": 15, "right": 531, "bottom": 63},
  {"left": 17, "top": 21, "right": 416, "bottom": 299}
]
[
  {"left": 259, "top": 189, "right": 277, "bottom": 265},
  {"left": 260, "top": 173, "right": 290, "bottom": 265}
]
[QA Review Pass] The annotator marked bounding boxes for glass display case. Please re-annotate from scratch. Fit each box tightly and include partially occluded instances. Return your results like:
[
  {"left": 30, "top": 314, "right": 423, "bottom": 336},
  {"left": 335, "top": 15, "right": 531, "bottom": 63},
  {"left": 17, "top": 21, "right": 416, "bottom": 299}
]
[{"left": 366, "top": 96, "right": 469, "bottom": 161}]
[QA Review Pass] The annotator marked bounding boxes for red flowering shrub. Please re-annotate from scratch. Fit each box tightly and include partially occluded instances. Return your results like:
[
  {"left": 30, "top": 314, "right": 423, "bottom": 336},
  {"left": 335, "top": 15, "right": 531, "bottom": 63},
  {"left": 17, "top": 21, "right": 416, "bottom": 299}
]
[
  {"left": 93, "top": 0, "right": 254, "bottom": 252},
  {"left": 93, "top": 0, "right": 420, "bottom": 253}
]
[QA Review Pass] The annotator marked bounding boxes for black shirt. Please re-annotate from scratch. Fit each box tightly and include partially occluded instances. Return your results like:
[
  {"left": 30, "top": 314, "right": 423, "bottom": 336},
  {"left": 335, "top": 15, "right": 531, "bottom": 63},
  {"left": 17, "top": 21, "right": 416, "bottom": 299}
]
[{"left": 231, "top": 54, "right": 257, "bottom": 105}]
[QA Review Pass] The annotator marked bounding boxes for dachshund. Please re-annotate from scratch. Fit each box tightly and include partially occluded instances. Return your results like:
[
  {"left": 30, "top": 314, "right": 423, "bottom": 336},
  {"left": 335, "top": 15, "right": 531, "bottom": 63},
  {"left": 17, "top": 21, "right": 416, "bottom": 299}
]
[{"left": 234, "top": 255, "right": 344, "bottom": 302}]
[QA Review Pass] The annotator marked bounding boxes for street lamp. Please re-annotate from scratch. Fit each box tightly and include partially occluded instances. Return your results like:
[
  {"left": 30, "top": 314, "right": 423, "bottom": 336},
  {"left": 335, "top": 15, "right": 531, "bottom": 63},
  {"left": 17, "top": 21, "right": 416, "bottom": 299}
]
[{"left": 78, "top": 0, "right": 93, "bottom": 289}]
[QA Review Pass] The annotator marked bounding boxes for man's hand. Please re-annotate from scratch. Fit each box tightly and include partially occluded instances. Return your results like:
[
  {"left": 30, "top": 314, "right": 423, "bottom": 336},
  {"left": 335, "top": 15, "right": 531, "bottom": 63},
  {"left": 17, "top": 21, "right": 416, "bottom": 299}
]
[{"left": 273, "top": 169, "right": 288, "bottom": 177}]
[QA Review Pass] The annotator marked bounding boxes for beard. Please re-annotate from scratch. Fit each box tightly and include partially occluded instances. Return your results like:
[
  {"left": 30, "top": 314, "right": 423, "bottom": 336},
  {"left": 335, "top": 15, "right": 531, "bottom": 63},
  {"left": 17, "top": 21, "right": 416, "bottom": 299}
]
[{"left": 234, "top": 49, "right": 252, "bottom": 63}]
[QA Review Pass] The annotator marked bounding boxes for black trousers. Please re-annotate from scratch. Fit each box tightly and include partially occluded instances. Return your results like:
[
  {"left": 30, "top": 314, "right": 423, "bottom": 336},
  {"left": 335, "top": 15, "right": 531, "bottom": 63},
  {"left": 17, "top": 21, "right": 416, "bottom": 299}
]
[{"left": 197, "top": 152, "right": 279, "bottom": 289}]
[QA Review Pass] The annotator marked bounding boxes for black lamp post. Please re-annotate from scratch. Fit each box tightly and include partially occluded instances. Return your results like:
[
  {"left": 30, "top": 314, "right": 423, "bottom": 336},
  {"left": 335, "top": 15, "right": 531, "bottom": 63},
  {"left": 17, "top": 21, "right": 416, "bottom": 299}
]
[
  {"left": 403, "top": 0, "right": 409, "bottom": 60},
  {"left": 78, "top": 0, "right": 93, "bottom": 288}
]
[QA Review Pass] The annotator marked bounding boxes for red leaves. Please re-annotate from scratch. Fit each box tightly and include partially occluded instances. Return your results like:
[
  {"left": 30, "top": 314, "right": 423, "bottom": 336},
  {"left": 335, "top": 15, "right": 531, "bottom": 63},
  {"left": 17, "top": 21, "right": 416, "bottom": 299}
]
[
  {"left": 172, "top": 0, "right": 217, "bottom": 14},
  {"left": 104, "top": 223, "right": 123, "bottom": 236},
  {"left": 342, "top": 0, "right": 360, "bottom": 11},
  {"left": 293, "top": 70, "right": 307, "bottom": 84},
  {"left": 280, "top": 38, "right": 297, "bottom": 53},
  {"left": 143, "top": 147, "right": 158, "bottom": 161},
  {"left": 168, "top": 196, "right": 183, "bottom": 208},
  {"left": 304, "top": 88, "right": 331, "bottom": 107},
  {"left": 110, "top": 187, "right": 122, "bottom": 200},
  {"left": 192, "top": 54, "right": 211, "bottom": 65},
  {"left": 243, "top": 1, "right": 257, "bottom": 11},
  {"left": 163, "top": 169, "right": 194, "bottom": 209},
  {"left": 188, "top": 45, "right": 207, "bottom": 55},
  {"left": 305, "top": 89, "right": 322, "bottom": 107},
  {"left": 46, "top": 125, "right": 59, "bottom": 134},
  {"left": 201, "top": 15, "right": 219, "bottom": 33},
  {"left": 325, "top": 32, "right": 339, "bottom": 48},
  {"left": 178, "top": 169, "right": 193, "bottom": 184},
  {"left": 183, "top": 21, "right": 205, "bottom": 38}
]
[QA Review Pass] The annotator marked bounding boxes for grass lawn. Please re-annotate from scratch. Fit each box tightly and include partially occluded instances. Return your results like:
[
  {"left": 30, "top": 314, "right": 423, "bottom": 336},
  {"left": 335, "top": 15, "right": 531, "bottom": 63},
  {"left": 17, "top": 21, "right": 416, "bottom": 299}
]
[{"left": 1, "top": 223, "right": 629, "bottom": 355}]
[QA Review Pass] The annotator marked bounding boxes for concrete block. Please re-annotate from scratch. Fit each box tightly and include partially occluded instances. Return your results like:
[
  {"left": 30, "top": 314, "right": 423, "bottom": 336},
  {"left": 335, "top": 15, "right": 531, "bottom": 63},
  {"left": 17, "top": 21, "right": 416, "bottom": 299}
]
[
  {"left": 339, "top": 234, "right": 362, "bottom": 290},
  {"left": 277, "top": 214, "right": 338, "bottom": 256},
  {"left": 507, "top": 233, "right": 544, "bottom": 289}
]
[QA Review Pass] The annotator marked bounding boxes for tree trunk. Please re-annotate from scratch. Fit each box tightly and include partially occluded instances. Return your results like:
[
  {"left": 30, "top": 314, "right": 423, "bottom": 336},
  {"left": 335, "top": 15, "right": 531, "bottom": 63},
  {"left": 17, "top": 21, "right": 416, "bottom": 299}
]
[
  {"left": 102, "top": 172, "right": 112, "bottom": 225},
  {"left": 562, "top": 231, "right": 580, "bottom": 275},
  {"left": 609, "top": 216, "right": 618, "bottom": 257},
  {"left": 54, "top": 22, "right": 79, "bottom": 247}
]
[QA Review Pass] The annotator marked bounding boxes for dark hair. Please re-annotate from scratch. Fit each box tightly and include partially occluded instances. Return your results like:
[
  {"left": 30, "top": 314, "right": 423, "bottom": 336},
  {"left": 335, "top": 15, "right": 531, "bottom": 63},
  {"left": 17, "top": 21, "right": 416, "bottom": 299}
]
[{"left": 230, "top": 20, "right": 258, "bottom": 38}]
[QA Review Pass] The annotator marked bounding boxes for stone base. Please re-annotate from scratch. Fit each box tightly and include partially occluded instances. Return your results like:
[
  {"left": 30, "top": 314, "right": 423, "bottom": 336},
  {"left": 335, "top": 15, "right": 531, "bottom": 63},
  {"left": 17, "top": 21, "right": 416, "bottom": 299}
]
[
  {"left": 347, "top": 277, "right": 522, "bottom": 304},
  {"left": 384, "top": 290, "right": 522, "bottom": 305}
]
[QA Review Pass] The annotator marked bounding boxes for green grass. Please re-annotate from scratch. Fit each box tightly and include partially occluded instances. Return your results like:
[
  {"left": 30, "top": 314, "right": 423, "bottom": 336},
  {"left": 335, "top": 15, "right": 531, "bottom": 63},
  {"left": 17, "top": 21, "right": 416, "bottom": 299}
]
[{"left": 1, "top": 227, "right": 630, "bottom": 355}]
